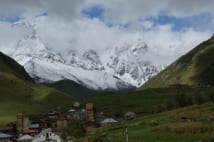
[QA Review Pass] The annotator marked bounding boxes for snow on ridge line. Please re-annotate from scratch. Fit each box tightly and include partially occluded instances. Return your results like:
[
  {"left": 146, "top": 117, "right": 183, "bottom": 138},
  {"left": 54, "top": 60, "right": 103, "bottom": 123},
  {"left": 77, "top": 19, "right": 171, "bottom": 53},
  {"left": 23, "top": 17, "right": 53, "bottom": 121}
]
[
  {"left": 23, "top": 58, "right": 135, "bottom": 90},
  {"left": 0, "top": 20, "right": 163, "bottom": 90}
]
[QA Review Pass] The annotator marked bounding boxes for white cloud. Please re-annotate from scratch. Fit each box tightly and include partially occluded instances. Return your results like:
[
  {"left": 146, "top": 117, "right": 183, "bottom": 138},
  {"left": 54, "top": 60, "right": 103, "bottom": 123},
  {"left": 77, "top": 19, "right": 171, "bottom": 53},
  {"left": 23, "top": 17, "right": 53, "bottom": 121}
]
[
  {"left": 141, "top": 21, "right": 154, "bottom": 29},
  {"left": 1, "top": 0, "right": 214, "bottom": 23},
  {"left": 139, "top": 27, "right": 210, "bottom": 64},
  {"left": 0, "top": 0, "right": 84, "bottom": 21},
  {"left": 87, "top": 0, "right": 214, "bottom": 24},
  {"left": 0, "top": 0, "right": 213, "bottom": 66},
  {"left": 0, "top": 21, "right": 29, "bottom": 46},
  {"left": 32, "top": 16, "right": 210, "bottom": 65}
]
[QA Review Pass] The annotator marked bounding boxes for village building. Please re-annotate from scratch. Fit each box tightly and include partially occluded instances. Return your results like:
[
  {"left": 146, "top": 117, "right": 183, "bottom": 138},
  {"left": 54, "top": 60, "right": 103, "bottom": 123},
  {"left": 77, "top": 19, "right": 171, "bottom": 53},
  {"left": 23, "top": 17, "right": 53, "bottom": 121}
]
[
  {"left": 101, "top": 118, "right": 119, "bottom": 125},
  {"left": 95, "top": 113, "right": 106, "bottom": 124},
  {"left": 46, "top": 111, "right": 60, "bottom": 119},
  {"left": 1, "top": 102, "right": 126, "bottom": 141},
  {"left": 56, "top": 119, "right": 67, "bottom": 132},
  {"left": 67, "top": 109, "right": 76, "bottom": 114},
  {"left": 86, "top": 103, "right": 95, "bottom": 122},
  {"left": 66, "top": 107, "right": 87, "bottom": 121},
  {"left": 0, "top": 125, "right": 15, "bottom": 136},
  {"left": 72, "top": 109, "right": 86, "bottom": 121},
  {"left": 38, "top": 111, "right": 70, "bottom": 133},
  {"left": 17, "top": 112, "right": 30, "bottom": 135},
  {"left": 124, "top": 112, "right": 136, "bottom": 120},
  {"left": 22, "top": 130, "right": 38, "bottom": 137},
  {"left": 66, "top": 109, "right": 76, "bottom": 119},
  {"left": 40, "top": 110, "right": 62, "bottom": 130},
  {"left": 17, "top": 134, "right": 33, "bottom": 142},
  {"left": 29, "top": 124, "right": 39, "bottom": 130},
  {"left": 32, "top": 128, "right": 61, "bottom": 142},
  {"left": 28, "top": 124, "right": 40, "bottom": 132},
  {"left": 39, "top": 119, "right": 52, "bottom": 129},
  {"left": 0, "top": 132, "right": 13, "bottom": 142},
  {"left": 73, "top": 102, "right": 80, "bottom": 108}
]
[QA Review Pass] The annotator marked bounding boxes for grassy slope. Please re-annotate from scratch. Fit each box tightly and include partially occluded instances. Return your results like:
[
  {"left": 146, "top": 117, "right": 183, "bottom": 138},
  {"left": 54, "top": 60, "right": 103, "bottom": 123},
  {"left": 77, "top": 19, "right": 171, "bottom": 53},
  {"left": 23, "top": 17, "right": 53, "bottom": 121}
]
[
  {"left": 84, "top": 102, "right": 214, "bottom": 142},
  {"left": 141, "top": 36, "right": 214, "bottom": 89},
  {"left": 90, "top": 87, "right": 214, "bottom": 117},
  {"left": 90, "top": 89, "right": 175, "bottom": 116},
  {"left": 0, "top": 52, "right": 76, "bottom": 125},
  {"left": 43, "top": 80, "right": 98, "bottom": 100},
  {"left": 0, "top": 52, "right": 33, "bottom": 81}
]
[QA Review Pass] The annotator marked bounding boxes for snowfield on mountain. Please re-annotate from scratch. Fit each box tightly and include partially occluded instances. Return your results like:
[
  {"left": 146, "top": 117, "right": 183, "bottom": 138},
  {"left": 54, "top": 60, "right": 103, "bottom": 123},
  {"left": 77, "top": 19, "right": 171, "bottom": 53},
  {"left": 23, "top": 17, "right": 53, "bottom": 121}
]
[{"left": 0, "top": 20, "right": 164, "bottom": 90}]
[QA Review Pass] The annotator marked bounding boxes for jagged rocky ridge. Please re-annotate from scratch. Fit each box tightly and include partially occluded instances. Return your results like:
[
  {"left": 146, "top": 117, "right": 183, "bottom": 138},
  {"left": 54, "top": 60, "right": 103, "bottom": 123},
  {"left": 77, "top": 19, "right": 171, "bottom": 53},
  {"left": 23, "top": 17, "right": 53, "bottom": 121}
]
[{"left": 0, "top": 20, "right": 164, "bottom": 90}]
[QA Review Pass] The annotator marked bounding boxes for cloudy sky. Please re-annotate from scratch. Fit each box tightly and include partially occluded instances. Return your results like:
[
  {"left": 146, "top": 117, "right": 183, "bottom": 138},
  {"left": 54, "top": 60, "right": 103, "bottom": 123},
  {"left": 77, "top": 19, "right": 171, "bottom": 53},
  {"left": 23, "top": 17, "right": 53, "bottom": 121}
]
[{"left": 0, "top": 0, "right": 213, "bottom": 65}]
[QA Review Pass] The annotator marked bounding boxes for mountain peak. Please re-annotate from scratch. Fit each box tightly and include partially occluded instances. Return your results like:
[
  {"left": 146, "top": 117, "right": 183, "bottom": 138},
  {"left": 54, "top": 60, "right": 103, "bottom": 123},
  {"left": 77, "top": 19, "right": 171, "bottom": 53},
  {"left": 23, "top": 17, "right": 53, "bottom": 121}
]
[{"left": 0, "top": 20, "right": 164, "bottom": 90}]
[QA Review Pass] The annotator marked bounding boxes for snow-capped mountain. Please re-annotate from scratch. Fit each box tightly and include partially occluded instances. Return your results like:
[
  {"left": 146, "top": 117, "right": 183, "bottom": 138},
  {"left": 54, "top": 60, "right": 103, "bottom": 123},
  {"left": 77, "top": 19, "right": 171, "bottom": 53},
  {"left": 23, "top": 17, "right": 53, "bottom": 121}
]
[{"left": 0, "top": 20, "right": 164, "bottom": 90}]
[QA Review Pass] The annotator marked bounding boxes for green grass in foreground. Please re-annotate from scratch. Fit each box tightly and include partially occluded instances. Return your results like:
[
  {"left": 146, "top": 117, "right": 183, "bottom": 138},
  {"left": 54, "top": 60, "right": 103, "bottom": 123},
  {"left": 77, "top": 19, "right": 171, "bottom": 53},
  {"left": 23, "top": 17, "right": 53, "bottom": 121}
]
[{"left": 84, "top": 102, "right": 214, "bottom": 142}]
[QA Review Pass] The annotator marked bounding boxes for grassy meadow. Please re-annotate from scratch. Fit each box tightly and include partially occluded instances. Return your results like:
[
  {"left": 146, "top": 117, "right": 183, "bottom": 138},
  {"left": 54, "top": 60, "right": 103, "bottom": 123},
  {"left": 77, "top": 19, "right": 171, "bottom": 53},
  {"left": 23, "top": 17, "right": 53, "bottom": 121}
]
[
  {"left": 0, "top": 74, "right": 76, "bottom": 125},
  {"left": 82, "top": 102, "right": 214, "bottom": 142},
  {"left": 90, "top": 87, "right": 214, "bottom": 117}
]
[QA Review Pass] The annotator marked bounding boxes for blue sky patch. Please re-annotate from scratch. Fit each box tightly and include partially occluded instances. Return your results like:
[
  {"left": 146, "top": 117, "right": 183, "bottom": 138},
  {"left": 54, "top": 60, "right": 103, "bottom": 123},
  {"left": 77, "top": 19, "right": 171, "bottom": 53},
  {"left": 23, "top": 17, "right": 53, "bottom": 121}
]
[
  {"left": 0, "top": 15, "right": 23, "bottom": 23},
  {"left": 119, "top": 22, "right": 132, "bottom": 29},
  {"left": 36, "top": 12, "right": 48, "bottom": 18},
  {"left": 82, "top": 5, "right": 214, "bottom": 32},
  {"left": 82, "top": 5, "right": 104, "bottom": 19},
  {"left": 142, "top": 13, "right": 214, "bottom": 31}
]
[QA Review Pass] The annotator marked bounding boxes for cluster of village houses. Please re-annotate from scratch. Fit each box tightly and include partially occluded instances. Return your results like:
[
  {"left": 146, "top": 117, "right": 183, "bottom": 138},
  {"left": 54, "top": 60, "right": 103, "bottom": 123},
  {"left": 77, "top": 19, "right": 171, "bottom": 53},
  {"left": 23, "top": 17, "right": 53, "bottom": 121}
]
[{"left": 0, "top": 102, "right": 136, "bottom": 142}]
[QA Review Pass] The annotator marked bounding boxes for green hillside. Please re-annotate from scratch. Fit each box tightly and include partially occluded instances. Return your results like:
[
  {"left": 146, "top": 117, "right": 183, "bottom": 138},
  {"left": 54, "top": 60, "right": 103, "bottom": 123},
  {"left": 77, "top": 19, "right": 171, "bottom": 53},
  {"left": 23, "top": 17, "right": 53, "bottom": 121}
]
[
  {"left": 90, "top": 87, "right": 214, "bottom": 117},
  {"left": 0, "top": 52, "right": 33, "bottom": 81},
  {"left": 84, "top": 102, "right": 214, "bottom": 142},
  {"left": 44, "top": 79, "right": 98, "bottom": 100},
  {"left": 141, "top": 35, "right": 214, "bottom": 89},
  {"left": 44, "top": 80, "right": 137, "bottom": 100},
  {"left": 0, "top": 52, "right": 76, "bottom": 125}
]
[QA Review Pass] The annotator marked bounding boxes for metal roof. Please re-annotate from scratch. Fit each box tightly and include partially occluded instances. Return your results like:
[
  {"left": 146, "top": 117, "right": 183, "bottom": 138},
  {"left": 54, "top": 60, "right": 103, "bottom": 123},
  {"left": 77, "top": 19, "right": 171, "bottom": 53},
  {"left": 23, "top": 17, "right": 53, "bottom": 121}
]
[
  {"left": 34, "top": 128, "right": 52, "bottom": 139},
  {"left": 101, "top": 118, "right": 119, "bottom": 124},
  {"left": 0, "top": 132, "right": 12, "bottom": 138},
  {"left": 68, "top": 109, "right": 76, "bottom": 112},
  {"left": 29, "top": 124, "right": 39, "bottom": 129},
  {"left": 17, "top": 135, "right": 33, "bottom": 141}
]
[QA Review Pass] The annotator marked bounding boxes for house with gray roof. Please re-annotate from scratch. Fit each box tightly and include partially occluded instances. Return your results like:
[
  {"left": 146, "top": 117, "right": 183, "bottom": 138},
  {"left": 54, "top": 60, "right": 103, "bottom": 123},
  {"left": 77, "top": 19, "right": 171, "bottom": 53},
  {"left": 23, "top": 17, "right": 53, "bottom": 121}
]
[
  {"left": 101, "top": 118, "right": 119, "bottom": 125},
  {"left": 0, "top": 132, "right": 13, "bottom": 142},
  {"left": 17, "top": 134, "right": 33, "bottom": 142},
  {"left": 32, "top": 128, "right": 61, "bottom": 142}
]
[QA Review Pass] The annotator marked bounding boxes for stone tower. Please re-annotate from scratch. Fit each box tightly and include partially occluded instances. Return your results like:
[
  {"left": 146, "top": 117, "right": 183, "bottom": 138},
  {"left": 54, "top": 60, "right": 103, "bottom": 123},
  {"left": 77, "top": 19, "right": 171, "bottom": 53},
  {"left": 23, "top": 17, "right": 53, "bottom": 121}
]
[
  {"left": 86, "top": 103, "right": 95, "bottom": 122},
  {"left": 16, "top": 112, "right": 30, "bottom": 134}
]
